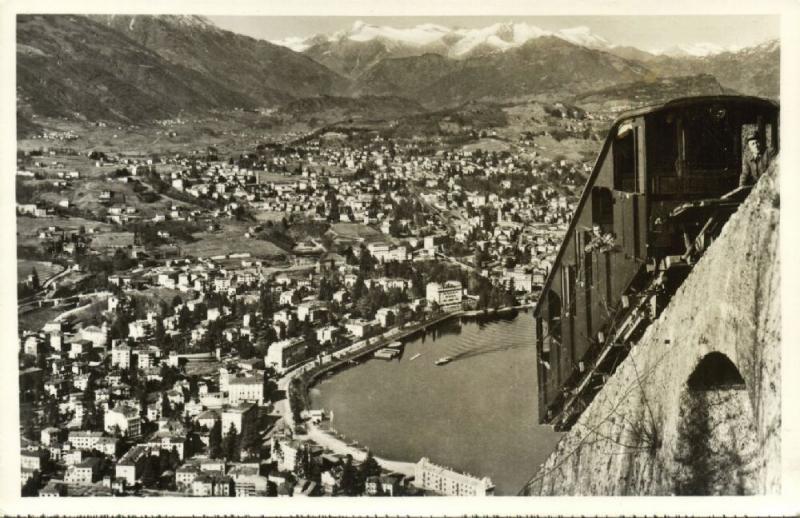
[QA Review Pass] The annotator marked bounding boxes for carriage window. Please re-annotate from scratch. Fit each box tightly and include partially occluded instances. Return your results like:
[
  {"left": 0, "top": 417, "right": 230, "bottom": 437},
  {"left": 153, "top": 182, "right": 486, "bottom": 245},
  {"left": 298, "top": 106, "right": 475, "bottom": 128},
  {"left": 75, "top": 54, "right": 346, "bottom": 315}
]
[
  {"left": 547, "top": 289, "right": 562, "bottom": 346},
  {"left": 592, "top": 187, "right": 613, "bottom": 232},
  {"left": 562, "top": 266, "right": 575, "bottom": 317},
  {"left": 647, "top": 113, "right": 678, "bottom": 176},
  {"left": 614, "top": 124, "right": 637, "bottom": 191},
  {"left": 683, "top": 107, "right": 739, "bottom": 173}
]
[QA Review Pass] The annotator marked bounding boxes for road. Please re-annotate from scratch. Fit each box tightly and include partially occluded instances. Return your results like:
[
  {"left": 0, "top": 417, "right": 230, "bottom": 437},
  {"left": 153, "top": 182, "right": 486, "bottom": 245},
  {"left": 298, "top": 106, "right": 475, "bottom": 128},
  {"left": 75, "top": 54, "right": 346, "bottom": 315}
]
[{"left": 275, "top": 370, "right": 415, "bottom": 477}]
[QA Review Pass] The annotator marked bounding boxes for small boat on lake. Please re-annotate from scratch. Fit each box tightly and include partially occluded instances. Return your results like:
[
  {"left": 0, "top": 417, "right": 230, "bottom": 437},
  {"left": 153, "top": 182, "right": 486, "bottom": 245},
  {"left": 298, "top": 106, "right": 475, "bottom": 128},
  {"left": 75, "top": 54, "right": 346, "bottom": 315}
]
[
  {"left": 435, "top": 356, "right": 453, "bottom": 366},
  {"left": 409, "top": 353, "right": 422, "bottom": 361},
  {"left": 374, "top": 348, "right": 401, "bottom": 360}
]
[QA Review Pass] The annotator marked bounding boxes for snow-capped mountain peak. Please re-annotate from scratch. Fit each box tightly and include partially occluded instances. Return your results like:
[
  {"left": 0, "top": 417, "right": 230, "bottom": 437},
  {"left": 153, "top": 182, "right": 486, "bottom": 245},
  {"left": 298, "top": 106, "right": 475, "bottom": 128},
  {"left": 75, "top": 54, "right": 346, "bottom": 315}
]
[
  {"left": 556, "top": 26, "right": 611, "bottom": 49},
  {"left": 271, "top": 20, "right": 614, "bottom": 57},
  {"left": 654, "top": 42, "right": 744, "bottom": 57},
  {"left": 269, "top": 20, "right": 773, "bottom": 64},
  {"left": 273, "top": 36, "right": 315, "bottom": 53},
  {"left": 326, "top": 20, "right": 452, "bottom": 46}
]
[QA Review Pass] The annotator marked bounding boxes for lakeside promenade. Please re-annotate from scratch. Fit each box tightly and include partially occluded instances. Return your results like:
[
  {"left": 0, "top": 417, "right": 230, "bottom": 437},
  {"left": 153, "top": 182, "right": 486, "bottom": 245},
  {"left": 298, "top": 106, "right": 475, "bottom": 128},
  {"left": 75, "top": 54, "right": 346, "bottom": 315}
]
[{"left": 273, "top": 303, "right": 533, "bottom": 476}]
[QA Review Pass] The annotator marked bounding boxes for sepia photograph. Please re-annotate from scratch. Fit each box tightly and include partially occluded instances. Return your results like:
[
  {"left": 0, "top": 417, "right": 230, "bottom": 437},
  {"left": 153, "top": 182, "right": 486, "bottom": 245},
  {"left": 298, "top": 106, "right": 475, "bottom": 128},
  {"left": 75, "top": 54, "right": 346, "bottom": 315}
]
[{"left": 2, "top": 1, "right": 799, "bottom": 515}]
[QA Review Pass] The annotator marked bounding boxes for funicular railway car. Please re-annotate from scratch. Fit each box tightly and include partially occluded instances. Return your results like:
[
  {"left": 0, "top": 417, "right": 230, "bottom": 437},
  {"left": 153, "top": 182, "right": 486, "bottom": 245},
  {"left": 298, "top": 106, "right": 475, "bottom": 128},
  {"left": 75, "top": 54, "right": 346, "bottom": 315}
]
[{"left": 534, "top": 96, "right": 778, "bottom": 430}]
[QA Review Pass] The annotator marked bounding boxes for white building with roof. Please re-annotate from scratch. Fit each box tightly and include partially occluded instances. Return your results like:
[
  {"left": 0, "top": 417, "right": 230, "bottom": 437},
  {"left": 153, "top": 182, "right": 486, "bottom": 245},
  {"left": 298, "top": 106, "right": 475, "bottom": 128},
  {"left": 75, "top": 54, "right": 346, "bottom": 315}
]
[
  {"left": 425, "top": 281, "right": 463, "bottom": 311},
  {"left": 414, "top": 457, "right": 494, "bottom": 496},
  {"left": 228, "top": 375, "right": 265, "bottom": 406},
  {"left": 104, "top": 405, "right": 141, "bottom": 437},
  {"left": 264, "top": 337, "right": 308, "bottom": 374}
]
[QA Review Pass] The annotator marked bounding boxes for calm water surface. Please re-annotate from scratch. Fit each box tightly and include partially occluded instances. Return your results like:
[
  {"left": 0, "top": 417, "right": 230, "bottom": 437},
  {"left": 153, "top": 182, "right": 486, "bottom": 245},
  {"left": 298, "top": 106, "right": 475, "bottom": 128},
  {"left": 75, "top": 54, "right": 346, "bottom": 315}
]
[{"left": 310, "top": 310, "right": 563, "bottom": 495}]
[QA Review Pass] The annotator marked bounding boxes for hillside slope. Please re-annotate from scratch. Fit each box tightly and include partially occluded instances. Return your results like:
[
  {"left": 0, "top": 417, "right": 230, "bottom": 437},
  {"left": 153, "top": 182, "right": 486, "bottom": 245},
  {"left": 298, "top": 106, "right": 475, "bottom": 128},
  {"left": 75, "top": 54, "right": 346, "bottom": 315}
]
[
  {"left": 16, "top": 15, "right": 258, "bottom": 123},
  {"left": 645, "top": 40, "right": 779, "bottom": 99},
  {"left": 16, "top": 15, "right": 353, "bottom": 125},
  {"left": 91, "top": 15, "right": 350, "bottom": 102},
  {"left": 523, "top": 161, "right": 780, "bottom": 495},
  {"left": 355, "top": 37, "right": 651, "bottom": 108}
]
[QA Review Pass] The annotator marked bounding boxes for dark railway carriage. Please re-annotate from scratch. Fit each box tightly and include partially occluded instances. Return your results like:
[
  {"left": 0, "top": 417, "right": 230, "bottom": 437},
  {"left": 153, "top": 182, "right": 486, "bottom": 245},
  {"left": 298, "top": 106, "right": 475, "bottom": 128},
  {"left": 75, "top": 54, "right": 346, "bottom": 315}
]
[{"left": 534, "top": 96, "right": 778, "bottom": 429}]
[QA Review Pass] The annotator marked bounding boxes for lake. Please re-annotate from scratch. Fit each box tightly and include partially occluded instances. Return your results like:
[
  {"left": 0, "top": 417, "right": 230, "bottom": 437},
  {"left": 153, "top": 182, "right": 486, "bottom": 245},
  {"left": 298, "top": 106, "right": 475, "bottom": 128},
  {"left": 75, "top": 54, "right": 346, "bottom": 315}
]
[{"left": 309, "top": 310, "right": 563, "bottom": 495}]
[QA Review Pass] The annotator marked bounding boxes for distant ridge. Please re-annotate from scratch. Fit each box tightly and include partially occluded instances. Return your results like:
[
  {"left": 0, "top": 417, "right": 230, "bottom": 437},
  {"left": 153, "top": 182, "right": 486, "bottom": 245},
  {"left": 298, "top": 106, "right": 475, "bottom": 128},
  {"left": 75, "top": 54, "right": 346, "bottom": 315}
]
[{"left": 16, "top": 15, "right": 780, "bottom": 126}]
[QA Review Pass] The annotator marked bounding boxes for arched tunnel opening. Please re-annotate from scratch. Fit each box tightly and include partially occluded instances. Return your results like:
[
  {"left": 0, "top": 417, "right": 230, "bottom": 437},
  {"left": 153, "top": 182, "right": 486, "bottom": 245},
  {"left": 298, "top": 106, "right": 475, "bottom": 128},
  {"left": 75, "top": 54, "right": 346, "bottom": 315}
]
[
  {"left": 686, "top": 351, "right": 747, "bottom": 391},
  {"left": 673, "top": 351, "right": 758, "bottom": 495}
]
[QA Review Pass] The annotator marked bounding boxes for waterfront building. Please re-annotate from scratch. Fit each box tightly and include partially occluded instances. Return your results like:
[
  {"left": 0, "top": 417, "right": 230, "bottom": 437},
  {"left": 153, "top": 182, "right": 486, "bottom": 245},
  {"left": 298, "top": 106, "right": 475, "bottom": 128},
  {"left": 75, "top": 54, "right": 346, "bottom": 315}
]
[
  {"left": 343, "top": 318, "right": 375, "bottom": 338},
  {"left": 503, "top": 267, "right": 534, "bottom": 293},
  {"left": 425, "top": 281, "right": 463, "bottom": 311},
  {"left": 265, "top": 337, "right": 309, "bottom": 374},
  {"left": 375, "top": 307, "right": 396, "bottom": 328},
  {"left": 414, "top": 457, "right": 495, "bottom": 496},
  {"left": 316, "top": 325, "right": 339, "bottom": 345}
]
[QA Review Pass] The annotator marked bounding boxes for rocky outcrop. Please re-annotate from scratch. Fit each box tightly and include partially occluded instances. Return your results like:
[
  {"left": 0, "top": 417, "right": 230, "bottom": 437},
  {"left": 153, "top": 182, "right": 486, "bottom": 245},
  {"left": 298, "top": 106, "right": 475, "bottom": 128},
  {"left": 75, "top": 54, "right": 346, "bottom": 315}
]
[{"left": 523, "top": 161, "right": 780, "bottom": 495}]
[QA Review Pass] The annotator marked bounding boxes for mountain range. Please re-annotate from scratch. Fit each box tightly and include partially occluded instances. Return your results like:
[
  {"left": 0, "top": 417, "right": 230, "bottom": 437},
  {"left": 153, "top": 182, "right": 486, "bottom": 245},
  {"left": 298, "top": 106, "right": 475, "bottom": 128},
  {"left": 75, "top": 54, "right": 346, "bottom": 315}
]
[
  {"left": 16, "top": 15, "right": 780, "bottom": 129},
  {"left": 274, "top": 20, "right": 743, "bottom": 59},
  {"left": 278, "top": 20, "right": 756, "bottom": 63}
]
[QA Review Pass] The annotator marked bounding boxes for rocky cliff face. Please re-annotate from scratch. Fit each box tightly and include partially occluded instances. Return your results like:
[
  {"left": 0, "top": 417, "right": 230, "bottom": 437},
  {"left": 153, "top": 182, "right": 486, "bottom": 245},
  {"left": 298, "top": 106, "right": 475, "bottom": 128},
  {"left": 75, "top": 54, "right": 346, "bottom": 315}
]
[{"left": 523, "top": 161, "right": 780, "bottom": 496}]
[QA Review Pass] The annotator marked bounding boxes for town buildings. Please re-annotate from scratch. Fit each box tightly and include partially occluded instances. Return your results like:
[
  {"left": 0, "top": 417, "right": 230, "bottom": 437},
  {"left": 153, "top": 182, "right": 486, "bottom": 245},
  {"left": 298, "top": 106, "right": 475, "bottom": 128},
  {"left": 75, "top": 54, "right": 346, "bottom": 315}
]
[
  {"left": 414, "top": 457, "right": 495, "bottom": 496},
  {"left": 426, "top": 281, "right": 464, "bottom": 312}
]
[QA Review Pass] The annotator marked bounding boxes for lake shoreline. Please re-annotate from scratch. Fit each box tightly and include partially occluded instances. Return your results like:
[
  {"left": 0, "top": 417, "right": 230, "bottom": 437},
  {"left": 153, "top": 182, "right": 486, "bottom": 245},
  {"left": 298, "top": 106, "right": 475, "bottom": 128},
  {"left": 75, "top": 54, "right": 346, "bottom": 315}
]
[{"left": 286, "top": 305, "right": 550, "bottom": 495}]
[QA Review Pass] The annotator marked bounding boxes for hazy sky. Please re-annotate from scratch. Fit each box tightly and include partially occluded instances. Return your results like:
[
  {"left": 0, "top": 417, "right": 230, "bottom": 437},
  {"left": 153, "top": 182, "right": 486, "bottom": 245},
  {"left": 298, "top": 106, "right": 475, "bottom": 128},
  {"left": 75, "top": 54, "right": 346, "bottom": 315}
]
[{"left": 207, "top": 15, "right": 779, "bottom": 52}]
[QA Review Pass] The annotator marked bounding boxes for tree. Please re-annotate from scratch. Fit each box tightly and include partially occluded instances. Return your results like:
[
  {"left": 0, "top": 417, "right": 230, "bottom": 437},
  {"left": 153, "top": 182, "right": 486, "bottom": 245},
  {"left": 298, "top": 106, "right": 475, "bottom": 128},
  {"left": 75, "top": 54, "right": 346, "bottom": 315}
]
[
  {"left": 238, "top": 415, "right": 261, "bottom": 457},
  {"left": 272, "top": 440, "right": 284, "bottom": 465},
  {"left": 340, "top": 455, "right": 357, "bottom": 496},
  {"left": 263, "top": 368, "right": 279, "bottom": 403},
  {"left": 209, "top": 420, "right": 222, "bottom": 459},
  {"left": 359, "top": 451, "right": 382, "bottom": 479},
  {"left": 294, "top": 445, "right": 310, "bottom": 479},
  {"left": 318, "top": 278, "right": 333, "bottom": 301},
  {"left": 359, "top": 247, "right": 376, "bottom": 274},
  {"left": 43, "top": 398, "right": 60, "bottom": 427},
  {"left": 161, "top": 394, "right": 173, "bottom": 419},
  {"left": 223, "top": 423, "right": 240, "bottom": 461},
  {"left": 351, "top": 450, "right": 380, "bottom": 495},
  {"left": 154, "top": 318, "right": 165, "bottom": 342},
  {"left": 83, "top": 399, "right": 102, "bottom": 431},
  {"left": 352, "top": 277, "right": 366, "bottom": 301},
  {"left": 30, "top": 267, "right": 40, "bottom": 290},
  {"left": 474, "top": 247, "right": 488, "bottom": 268},
  {"left": 160, "top": 364, "right": 180, "bottom": 388},
  {"left": 21, "top": 470, "right": 41, "bottom": 496},
  {"left": 141, "top": 454, "right": 159, "bottom": 488},
  {"left": 109, "top": 314, "right": 130, "bottom": 340}
]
